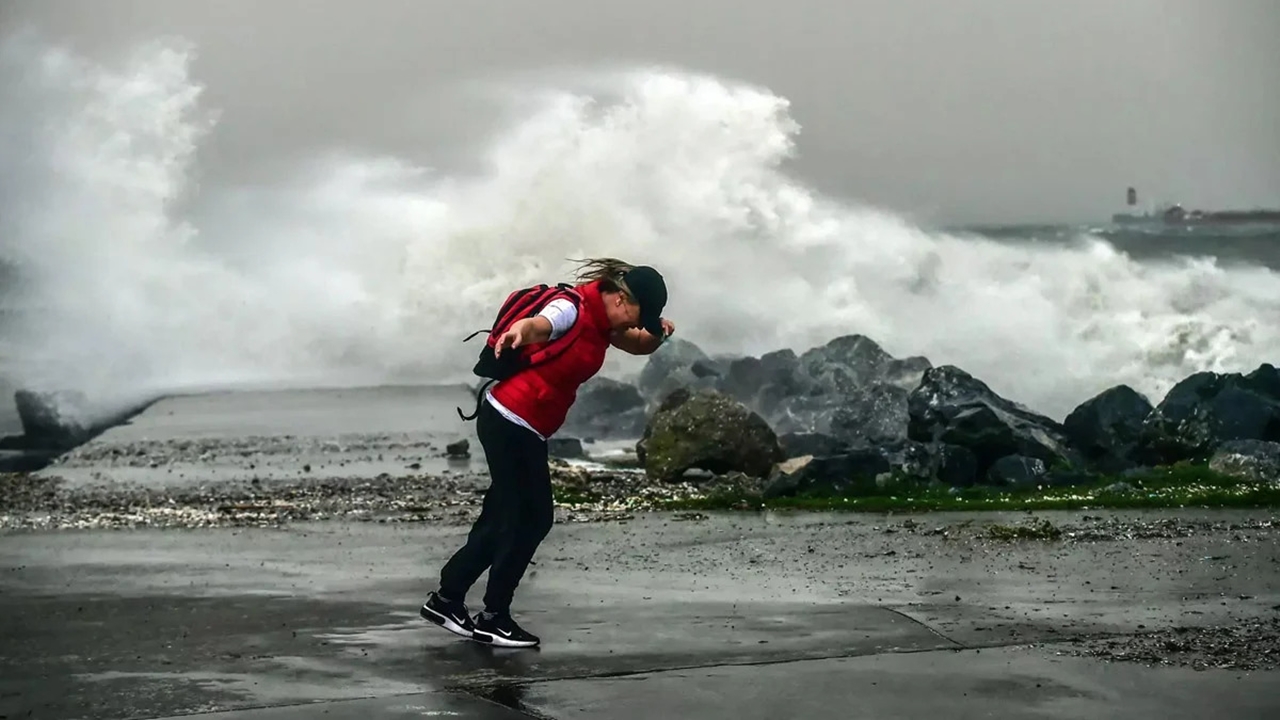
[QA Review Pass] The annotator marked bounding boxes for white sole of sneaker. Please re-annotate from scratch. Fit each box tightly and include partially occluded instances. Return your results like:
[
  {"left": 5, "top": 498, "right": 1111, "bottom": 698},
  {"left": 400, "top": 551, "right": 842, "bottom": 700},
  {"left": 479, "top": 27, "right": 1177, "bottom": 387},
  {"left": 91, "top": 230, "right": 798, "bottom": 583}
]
[
  {"left": 472, "top": 630, "right": 539, "bottom": 648},
  {"left": 420, "top": 603, "right": 474, "bottom": 639}
]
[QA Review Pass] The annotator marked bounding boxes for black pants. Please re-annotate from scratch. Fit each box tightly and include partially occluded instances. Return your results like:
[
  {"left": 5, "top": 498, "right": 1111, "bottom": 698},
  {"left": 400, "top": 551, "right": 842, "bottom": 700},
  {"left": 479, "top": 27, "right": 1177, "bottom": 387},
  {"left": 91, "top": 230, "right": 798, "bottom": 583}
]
[{"left": 438, "top": 399, "right": 554, "bottom": 614}]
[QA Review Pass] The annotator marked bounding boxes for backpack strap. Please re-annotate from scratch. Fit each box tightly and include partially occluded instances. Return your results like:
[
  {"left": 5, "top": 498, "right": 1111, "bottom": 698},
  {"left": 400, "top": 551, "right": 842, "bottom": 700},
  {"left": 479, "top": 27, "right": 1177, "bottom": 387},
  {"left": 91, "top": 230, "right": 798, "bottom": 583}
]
[
  {"left": 519, "top": 284, "right": 584, "bottom": 363},
  {"left": 456, "top": 379, "right": 498, "bottom": 421},
  {"left": 461, "top": 284, "right": 575, "bottom": 346},
  {"left": 455, "top": 282, "right": 587, "bottom": 421}
]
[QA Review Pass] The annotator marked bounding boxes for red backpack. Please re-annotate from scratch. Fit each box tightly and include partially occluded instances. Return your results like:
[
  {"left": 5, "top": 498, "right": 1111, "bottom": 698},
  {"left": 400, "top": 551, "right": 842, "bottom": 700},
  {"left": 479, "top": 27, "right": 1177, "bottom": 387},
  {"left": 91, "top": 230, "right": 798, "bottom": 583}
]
[{"left": 456, "top": 282, "right": 586, "bottom": 421}]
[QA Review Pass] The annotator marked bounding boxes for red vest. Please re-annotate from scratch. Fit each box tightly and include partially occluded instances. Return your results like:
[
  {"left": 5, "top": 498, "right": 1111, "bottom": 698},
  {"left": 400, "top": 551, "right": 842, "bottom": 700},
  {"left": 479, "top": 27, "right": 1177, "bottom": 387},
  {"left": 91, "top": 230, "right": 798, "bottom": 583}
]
[{"left": 489, "top": 280, "right": 613, "bottom": 437}]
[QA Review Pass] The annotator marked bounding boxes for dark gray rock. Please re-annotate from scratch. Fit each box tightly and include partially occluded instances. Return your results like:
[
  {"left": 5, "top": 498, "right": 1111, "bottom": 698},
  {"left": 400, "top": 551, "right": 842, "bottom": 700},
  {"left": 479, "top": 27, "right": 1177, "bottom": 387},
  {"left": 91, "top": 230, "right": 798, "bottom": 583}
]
[
  {"left": 1042, "top": 467, "right": 1102, "bottom": 488},
  {"left": 547, "top": 437, "right": 586, "bottom": 460},
  {"left": 717, "top": 349, "right": 805, "bottom": 411},
  {"left": 1208, "top": 439, "right": 1280, "bottom": 482},
  {"left": 829, "top": 384, "right": 911, "bottom": 445},
  {"left": 637, "top": 338, "right": 721, "bottom": 404},
  {"left": 636, "top": 387, "right": 694, "bottom": 465},
  {"left": 763, "top": 439, "right": 980, "bottom": 497},
  {"left": 763, "top": 449, "right": 890, "bottom": 498},
  {"left": 564, "top": 377, "right": 647, "bottom": 439},
  {"left": 879, "top": 440, "right": 981, "bottom": 488},
  {"left": 883, "top": 356, "right": 934, "bottom": 392},
  {"left": 445, "top": 439, "right": 470, "bottom": 458},
  {"left": 640, "top": 389, "right": 784, "bottom": 483},
  {"left": 935, "top": 444, "right": 980, "bottom": 488},
  {"left": 987, "top": 454, "right": 1048, "bottom": 488},
  {"left": 796, "top": 334, "right": 931, "bottom": 396},
  {"left": 797, "top": 334, "right": 897, "bottom": 396},
  {"left": 907, "top": 365, "right": 1081, "bottom": 474},
  {"left": 638, "top": 336, "right": 929, "bottom": 446},
  {"left": 749, "top": 337, "right": 928, "bottom": 446},
  {"left": 759, "top": 348, "right": 802, "bottom": 385},
  {"left": 769, "top": 384, "right": 911, "bottom": 446},
  {"left": 719, "top": 356, "right": 769, "bottom": 405},
  {"left": 1063, "top": 384, "right": 1153, "bottom": 472},
  {"left": 689, "top": 360, "right": 722, "bottom": 379},
  {"left": 777, "top": 431, "right": 850, "bottom": 459},
  {"left": 1138, "top": 364, "right": 1280, "bottom": 464}
]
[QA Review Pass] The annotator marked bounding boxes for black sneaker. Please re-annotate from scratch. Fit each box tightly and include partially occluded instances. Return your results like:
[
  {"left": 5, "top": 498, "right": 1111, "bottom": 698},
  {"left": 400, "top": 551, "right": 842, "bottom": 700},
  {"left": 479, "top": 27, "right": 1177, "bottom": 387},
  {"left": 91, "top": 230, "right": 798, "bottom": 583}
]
[
  {"left": 420, "top": 591, "right": 475, "bottom": 639},
  {"left": 472, "top": 612, "right": 540, "bottom": 648}
]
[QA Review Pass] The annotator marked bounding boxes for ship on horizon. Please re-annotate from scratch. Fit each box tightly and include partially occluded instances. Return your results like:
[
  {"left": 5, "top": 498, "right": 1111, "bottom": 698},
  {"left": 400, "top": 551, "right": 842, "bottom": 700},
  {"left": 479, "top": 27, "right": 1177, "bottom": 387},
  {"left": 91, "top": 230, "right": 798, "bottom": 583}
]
[{"left": 1112, "top": 186, "right": 1280, "bottom": 226}]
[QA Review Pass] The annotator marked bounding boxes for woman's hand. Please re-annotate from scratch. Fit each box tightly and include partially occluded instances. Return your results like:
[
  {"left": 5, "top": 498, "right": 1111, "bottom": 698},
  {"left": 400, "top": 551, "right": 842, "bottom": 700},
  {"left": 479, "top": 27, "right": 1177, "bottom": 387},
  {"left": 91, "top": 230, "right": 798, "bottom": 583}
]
[
  {"left": 494, "top": 317, "right": 552, "bottom": 358},
  {"left": 610, "top": 318, "right": 674, "bottom": 356}
]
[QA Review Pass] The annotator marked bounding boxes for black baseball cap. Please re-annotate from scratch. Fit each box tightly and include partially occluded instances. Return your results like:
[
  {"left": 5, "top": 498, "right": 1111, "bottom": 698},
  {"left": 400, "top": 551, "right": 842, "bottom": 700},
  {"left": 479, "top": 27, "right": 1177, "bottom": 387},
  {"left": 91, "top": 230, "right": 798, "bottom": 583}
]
[{"left": 623, "top": 265, "right": 668, "bottom": 337}]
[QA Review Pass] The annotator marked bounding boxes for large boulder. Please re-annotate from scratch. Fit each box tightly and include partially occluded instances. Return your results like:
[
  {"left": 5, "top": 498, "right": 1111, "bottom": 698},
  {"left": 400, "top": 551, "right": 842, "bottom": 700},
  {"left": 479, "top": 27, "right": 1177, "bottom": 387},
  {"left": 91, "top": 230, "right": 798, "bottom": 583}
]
[
  {"left": 762, "top": 439, "right": 980, "bottom": 498},
  {"left": 563, "top": 377, "right": 647, "bottom": 439},
  {"left": 637, "top": 338, "right": 722, "bottom": 404},
  {"left": 715, "top": 336, "right": 929, "bottom": 438},
  {"left": 708, "top": 348, "right": 809, "bottom": 416},
  {"left": 986, "top": 454, "right": 1048, "bottom": 488},
  {"left": 796, "top": 334, "right": 930, "bottom": 395},
  {"left": 769, "top": 383, "right": 911, "bottom": 446},
  {"left": 1062, "top": 385, "right": 1154, "bottom": 472},
  {"left": 1138, "top": 364, "right": 1280, "bottom": 464},
  {"left": 777, "top": 431, "right": 850, "bottom": 459},
  {"left": 547, "top": 437, "right": 586, "bottom": 460},
  {"left": 639, "top": 388, "right": 784, "bottom": 482},
  {"left": 763, "top": 449, "right": 890, "bottom": 498},
  {"left": 907, "top": 365, "right": 1081, "bottom": 474},
  {"left": 827, "top": 384, "right": 912, "bottom": 445},
  {"left": 744, "top": 350, "right": 804, "bottom": 417},
  {"left": 721, "top": 351, "right": 788, "bottom": 404},
  {"left": 760, "top": 335, "right": 928, "bottom": 443},
  {"left": 875, "top": 439, "right": 978, "bottom": 488},
  {"left": 638, "top": 335, "right": 930, "bottom": 450}
]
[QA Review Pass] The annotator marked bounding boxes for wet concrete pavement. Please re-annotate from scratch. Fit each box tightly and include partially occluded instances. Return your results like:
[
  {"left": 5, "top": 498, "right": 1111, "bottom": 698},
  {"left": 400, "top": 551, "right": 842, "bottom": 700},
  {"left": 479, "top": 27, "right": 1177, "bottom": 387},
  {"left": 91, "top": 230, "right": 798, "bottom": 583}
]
[
  {"left": 2, "top": 387, "right": 1279, "bottom": 718},
  {"left": 522, "top": 644, "right": 1280, "bottom": 719},
  {"left": 2, "top": 512, "right": 1278, "bottom": 719}
]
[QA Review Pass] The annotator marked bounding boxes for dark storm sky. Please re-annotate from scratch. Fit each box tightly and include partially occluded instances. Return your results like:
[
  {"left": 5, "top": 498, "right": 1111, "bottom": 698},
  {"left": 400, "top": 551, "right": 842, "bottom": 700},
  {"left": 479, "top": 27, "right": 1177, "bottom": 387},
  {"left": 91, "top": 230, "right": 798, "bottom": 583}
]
[{"left": 6, "top": 0, "right": 1279, "bottom": 224}]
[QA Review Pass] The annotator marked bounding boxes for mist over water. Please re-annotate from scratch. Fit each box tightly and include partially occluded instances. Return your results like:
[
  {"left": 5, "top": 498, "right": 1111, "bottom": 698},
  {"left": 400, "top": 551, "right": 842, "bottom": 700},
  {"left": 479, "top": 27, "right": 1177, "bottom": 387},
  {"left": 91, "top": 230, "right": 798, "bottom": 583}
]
[{"left": 2, "top": 34, "right": 1278, "bottom": 421}]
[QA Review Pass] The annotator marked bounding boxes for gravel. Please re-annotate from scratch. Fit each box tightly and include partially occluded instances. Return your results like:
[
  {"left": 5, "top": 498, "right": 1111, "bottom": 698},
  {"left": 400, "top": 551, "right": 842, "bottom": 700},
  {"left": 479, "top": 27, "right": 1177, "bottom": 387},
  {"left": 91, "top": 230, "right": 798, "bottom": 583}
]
[
  {"left": 886, "top": 514, "right": 1277, "bottom": 543},
  {"left": 0, "top": 462, "right": 749, "bottom": 530},
  {"left": 1064, "top": 617, "right": 1280, "bottom": 672}
]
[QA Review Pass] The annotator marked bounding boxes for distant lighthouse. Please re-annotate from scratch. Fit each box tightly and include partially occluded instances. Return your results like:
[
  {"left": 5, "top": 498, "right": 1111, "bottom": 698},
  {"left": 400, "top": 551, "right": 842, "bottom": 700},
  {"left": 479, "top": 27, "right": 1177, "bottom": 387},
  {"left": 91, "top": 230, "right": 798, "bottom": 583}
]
[{"left": 1112, "top": 186, "right": 1146, "bottom": 224}]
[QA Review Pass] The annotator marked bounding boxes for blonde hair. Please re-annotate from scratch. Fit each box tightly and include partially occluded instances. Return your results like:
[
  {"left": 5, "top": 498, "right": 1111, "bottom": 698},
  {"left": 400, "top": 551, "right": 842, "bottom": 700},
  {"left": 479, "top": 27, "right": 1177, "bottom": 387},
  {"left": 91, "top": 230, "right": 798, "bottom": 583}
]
[{"left": 569, "top": 257, "right": 635, "bottom": 296}]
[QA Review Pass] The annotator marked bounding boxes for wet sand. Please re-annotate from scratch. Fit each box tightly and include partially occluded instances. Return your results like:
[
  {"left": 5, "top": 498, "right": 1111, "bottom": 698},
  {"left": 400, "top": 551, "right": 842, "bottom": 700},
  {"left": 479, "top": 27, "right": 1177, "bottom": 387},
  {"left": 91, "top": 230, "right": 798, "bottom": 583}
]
[{"left": 1, "top": 386, "right": 1278, "bottom": 719}]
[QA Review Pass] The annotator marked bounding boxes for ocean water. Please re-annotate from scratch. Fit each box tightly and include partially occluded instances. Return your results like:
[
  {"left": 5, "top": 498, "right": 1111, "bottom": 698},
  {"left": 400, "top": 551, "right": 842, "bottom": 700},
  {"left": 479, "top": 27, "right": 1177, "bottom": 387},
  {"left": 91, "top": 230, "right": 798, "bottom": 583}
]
[
  {"left": 1, "top": 32, "right": 1278, "bottom": 429},
  {"left": 962, "top": 223, "right": 1280, "bottom": 272}
]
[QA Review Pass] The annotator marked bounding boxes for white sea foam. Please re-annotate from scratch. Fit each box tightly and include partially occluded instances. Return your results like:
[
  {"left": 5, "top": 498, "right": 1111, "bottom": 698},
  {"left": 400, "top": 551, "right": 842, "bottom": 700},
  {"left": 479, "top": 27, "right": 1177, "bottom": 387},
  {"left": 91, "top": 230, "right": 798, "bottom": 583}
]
[{"left": 2, "top": 33, "right": 1277, "bottom": 421}]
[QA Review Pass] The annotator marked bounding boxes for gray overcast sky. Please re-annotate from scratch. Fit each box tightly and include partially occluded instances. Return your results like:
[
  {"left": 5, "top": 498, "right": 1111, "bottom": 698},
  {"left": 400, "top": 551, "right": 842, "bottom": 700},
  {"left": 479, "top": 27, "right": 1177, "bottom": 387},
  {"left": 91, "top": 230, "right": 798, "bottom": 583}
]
[{"left": 5, "top": 0, "right": 1279, "bottom": 225}]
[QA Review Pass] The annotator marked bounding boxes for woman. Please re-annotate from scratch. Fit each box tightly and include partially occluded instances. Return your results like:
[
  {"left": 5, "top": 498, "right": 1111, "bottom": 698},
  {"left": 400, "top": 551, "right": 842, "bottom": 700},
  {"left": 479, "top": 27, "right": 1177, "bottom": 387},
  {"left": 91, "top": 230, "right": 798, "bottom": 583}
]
[{"left": 421, "top": 258, "right": 674, "bottom": 648}]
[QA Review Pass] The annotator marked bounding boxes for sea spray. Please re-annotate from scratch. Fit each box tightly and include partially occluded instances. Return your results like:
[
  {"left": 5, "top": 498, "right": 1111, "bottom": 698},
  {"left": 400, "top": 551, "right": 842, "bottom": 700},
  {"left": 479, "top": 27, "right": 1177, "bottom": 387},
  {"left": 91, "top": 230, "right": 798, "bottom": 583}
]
[{"left": 1, "top": 32, "right": 1278, "bottom": 424}]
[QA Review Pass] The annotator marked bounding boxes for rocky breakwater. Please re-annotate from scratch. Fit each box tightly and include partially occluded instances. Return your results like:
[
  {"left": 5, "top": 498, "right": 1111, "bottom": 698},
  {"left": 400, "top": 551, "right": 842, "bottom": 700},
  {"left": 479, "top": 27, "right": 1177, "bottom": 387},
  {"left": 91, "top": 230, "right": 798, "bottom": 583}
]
[
  {"left": 0, "top": 390, "right": 157, "bottom": 474},
  {"left": 562, "top": 334, "right": 1280, "bottom": 501}
]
